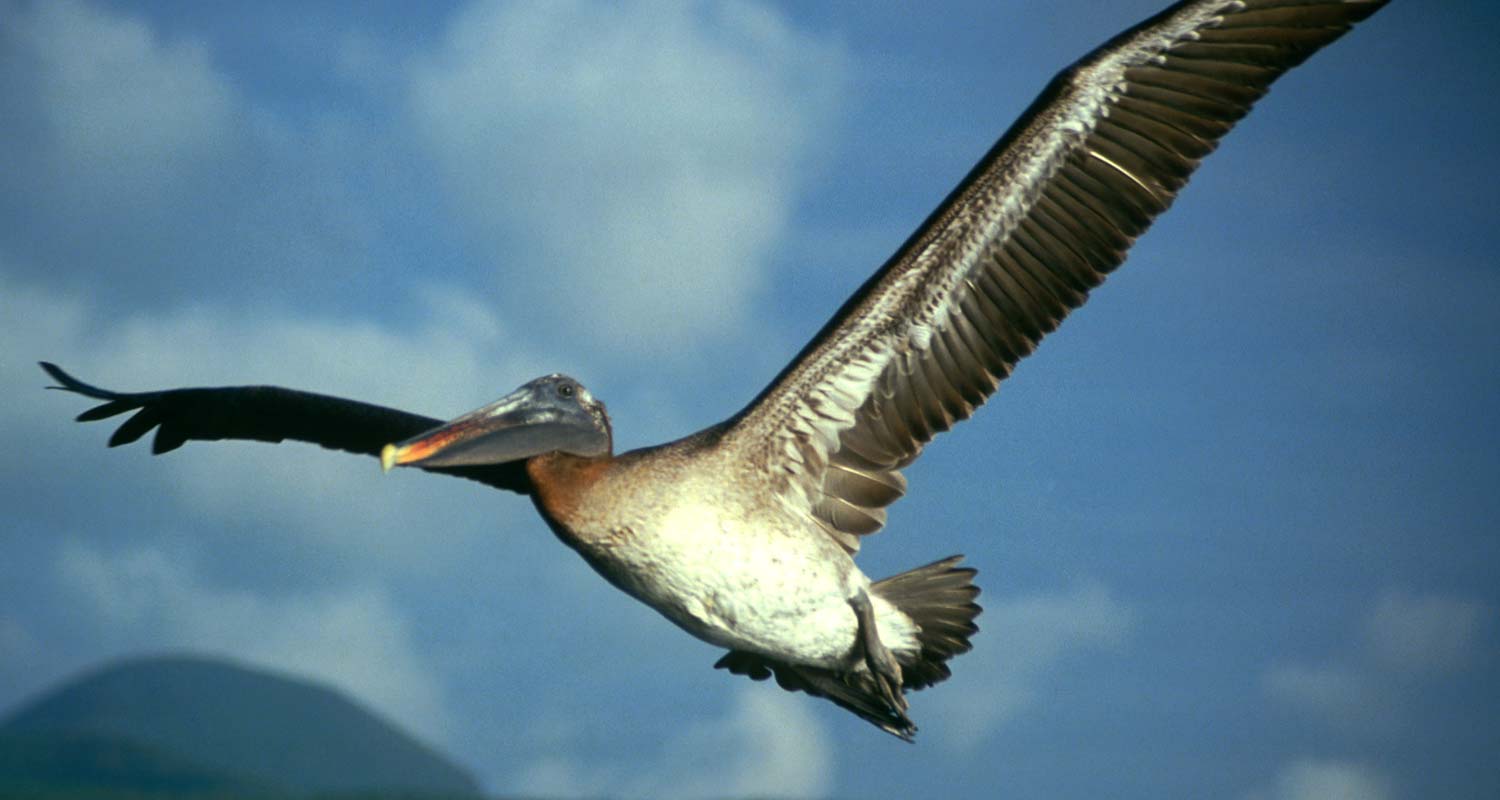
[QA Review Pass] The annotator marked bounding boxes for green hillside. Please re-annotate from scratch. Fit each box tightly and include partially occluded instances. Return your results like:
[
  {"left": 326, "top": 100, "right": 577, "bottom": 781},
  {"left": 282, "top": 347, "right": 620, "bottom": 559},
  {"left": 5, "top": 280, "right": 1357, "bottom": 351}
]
[{"left": 0, "top": 654, "right": 480, "bottom": 797}]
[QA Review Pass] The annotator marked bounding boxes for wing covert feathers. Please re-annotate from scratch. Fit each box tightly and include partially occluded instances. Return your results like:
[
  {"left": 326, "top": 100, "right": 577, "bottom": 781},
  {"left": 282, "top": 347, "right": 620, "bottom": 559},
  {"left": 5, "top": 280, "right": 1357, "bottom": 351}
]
[{"left": 724, "top": 0, "right": 1388, "bottom": 551}]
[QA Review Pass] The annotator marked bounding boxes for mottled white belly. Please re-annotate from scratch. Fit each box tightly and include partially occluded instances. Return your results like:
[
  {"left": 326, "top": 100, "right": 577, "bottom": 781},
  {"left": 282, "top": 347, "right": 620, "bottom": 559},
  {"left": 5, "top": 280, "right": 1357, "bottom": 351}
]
[{"left": 576, "top": 497, "right": 917, "bottom": 669}]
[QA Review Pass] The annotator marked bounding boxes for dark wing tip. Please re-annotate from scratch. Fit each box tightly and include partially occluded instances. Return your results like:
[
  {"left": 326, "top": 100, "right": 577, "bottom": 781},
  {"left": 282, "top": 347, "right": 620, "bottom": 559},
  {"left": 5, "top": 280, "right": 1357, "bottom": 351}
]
[
  {"left": 40, "top": 361, "right": 106, "bottom": 396},
  {"left": 41, "top": 362, "right": 150, "bottom": 425},
  {"left": 41, "top": 362, "right": 188, "bottom": 453}
]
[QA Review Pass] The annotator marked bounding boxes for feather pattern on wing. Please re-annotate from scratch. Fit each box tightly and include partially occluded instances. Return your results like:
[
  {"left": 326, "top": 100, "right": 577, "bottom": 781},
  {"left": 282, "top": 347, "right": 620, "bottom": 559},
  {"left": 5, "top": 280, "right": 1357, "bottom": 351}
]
[{"left": 722, "top": 0, "right": 1387, "bottom": 552}]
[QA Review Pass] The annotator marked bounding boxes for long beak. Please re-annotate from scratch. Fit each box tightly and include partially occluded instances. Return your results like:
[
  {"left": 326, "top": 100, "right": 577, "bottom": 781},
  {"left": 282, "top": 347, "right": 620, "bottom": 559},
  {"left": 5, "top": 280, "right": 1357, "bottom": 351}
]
[
  {"left": 381, "top": 421, "right": 481, "bottom": 472},
  {"left": 380, "top": 388, "right": 597, "bottom": 471}
]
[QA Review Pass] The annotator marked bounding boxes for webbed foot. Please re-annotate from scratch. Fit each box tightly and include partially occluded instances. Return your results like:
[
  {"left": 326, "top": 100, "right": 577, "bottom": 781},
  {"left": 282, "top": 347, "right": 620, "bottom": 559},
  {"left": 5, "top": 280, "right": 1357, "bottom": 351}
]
[{"left": 850, "top": 588, "right": 908, "bottom": 715}]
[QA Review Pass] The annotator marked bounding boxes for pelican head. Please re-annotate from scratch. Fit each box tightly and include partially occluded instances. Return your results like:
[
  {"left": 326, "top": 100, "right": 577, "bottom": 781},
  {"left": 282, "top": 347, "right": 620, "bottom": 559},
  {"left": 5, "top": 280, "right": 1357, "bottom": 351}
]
[{"left": 381, "top": 374, "right": 611, "bottom": 471}]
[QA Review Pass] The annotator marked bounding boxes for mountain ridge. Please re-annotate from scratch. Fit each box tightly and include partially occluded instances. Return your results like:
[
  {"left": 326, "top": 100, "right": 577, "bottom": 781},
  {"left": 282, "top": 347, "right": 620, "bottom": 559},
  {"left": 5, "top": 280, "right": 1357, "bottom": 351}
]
[{"left": 0, "top": 653, "right": 480, "bottom": 796}]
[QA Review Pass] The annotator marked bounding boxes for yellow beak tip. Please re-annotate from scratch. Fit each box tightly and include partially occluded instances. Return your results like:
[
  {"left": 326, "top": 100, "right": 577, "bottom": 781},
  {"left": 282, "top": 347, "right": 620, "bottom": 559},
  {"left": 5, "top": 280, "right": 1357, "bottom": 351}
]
[{"left": 380, "top": 444, "right": 400, "bottom": 473}]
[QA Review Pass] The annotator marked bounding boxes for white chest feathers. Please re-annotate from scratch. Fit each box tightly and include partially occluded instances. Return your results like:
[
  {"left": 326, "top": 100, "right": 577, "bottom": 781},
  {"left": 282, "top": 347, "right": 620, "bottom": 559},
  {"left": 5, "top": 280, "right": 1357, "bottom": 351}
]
[{"left": 572, "top": 493, "right": 916, "bottom": 667}]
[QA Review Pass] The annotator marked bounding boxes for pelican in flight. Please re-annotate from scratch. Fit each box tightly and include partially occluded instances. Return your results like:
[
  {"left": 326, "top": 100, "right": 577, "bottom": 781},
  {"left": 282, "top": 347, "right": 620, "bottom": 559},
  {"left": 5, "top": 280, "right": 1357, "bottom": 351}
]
[{"left": 44, "top": 0, "right": 1388, "bottom": 739}]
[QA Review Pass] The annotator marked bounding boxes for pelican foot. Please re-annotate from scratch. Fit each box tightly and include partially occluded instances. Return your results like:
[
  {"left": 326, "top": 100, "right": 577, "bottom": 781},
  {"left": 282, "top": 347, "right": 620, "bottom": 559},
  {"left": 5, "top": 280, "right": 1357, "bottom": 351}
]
[{"left": 850, "top": 588, "right": 907, "bottom": 714}]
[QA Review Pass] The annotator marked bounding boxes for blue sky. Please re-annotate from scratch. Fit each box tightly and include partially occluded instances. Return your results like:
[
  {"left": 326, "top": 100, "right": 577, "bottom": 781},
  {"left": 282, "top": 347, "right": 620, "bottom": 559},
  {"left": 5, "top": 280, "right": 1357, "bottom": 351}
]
[{"left": 2, "top": 1, "right": 1496, "bottom": 798}]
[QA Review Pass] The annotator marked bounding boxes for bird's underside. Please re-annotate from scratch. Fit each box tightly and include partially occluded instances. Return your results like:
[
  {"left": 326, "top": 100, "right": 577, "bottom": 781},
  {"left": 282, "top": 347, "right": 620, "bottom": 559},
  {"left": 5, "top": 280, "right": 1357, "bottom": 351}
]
[
  {"left": 42, "top": 0, "right": 1388, "bottom": 740},
  {"left": 714, "top": 557, "right": 982, "bottom": 740}
]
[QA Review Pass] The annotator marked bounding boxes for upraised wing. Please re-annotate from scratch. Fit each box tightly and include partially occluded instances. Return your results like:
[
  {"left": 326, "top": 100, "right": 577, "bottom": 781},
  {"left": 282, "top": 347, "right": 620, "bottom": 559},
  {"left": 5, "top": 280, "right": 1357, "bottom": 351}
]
[
  {"left": 41, "top": 362, "right": 532, "bottom": 494},
  {"left": 722, "top": 0, "right": 1387, "bottom": 552}
]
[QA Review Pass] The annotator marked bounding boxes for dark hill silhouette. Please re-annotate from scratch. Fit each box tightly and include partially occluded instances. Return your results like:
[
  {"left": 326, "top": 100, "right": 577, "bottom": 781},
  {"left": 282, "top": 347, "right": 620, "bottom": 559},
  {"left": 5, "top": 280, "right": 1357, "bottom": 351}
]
[
  {"left": 0, "top": 654, "right": 479, "bottom": 796},
  {"left": 0, "top": 729, "right": 267, "bottom": 795}
]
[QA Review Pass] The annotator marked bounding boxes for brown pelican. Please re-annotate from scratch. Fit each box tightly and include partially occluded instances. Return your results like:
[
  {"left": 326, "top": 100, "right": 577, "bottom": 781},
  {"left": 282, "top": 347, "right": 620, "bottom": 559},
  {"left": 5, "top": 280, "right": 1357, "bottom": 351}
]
[{"left": 43, "top": 0, "right": 1388, "bottom": 740}]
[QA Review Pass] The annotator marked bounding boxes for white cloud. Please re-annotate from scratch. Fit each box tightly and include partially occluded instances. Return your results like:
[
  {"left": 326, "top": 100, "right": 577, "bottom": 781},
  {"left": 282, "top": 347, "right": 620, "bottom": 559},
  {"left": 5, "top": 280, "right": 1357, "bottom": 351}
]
[
  {"left": 3, "top": 269, "right": 550, "bottom": 575},
  {"left": 1, "top": 0, "right": 446, "bottom": 312},
  {"left": 6, "top": 0, "right": 241, "bottom": 207},
  {"left": 407, "top": 0, "right": 848, "bottom": 357},
  {"left": 515, "top": 686, "right": 833, "bottom": 800},
  {"left": 928, "top": 581, "right": 1138, "bottom": 751},
  {"left": 1264, "top": 589, "right": 1487, "bottom": 732},
  {"left": 1262, "top": 663, "right": 1391, "bottom": 733},
  {"left": 0, "top": 269, "right": 91, "bottom": 425},
  {"left": 1248, "top": 758, "right": 1394, "bottom": 800},
  {"left": 1364, "top": 590, "right": 1485, "bottom": 675},
  {"left": 54, "top": 540, "right": 454, "bottom": 749},
  {"left": 637, "top": 687, "right": 833, "bottom": 800}
]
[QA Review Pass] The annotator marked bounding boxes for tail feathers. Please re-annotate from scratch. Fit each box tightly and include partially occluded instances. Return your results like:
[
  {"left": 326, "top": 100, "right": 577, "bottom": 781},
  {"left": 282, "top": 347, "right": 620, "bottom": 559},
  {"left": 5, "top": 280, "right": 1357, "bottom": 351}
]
[
  {"left": 713, "top": 555, "right": 981, "bottom": 741},
  {"left": 873, "top": 554, "right": 982, "bottom": 690}
]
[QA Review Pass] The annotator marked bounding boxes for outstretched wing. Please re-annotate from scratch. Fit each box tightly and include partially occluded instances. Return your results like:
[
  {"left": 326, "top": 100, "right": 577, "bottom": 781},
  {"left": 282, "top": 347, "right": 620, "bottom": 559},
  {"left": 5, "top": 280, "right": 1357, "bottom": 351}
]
[
  {"left": 721, "top": 0, "right": 1388, "bottom": 552},
  {"left": 41, "top": 362, "right": 532, "bottom": 494}
]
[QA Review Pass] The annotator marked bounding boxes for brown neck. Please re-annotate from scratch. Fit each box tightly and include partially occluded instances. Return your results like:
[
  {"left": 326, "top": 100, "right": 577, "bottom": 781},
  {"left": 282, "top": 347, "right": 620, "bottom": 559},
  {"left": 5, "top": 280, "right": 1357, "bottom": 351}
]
[{"left": 525, "top": 451, "right": 615, "bottom": 527}]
